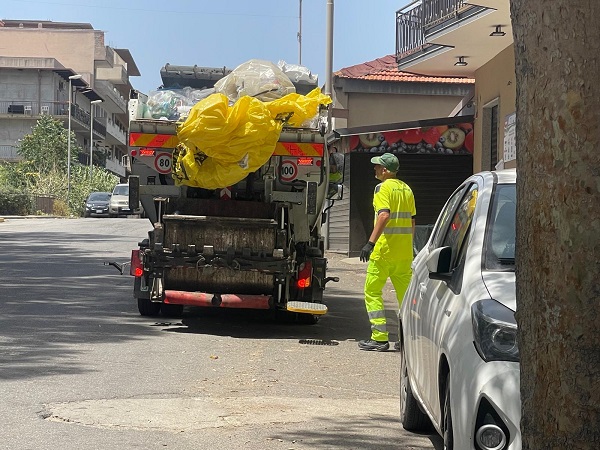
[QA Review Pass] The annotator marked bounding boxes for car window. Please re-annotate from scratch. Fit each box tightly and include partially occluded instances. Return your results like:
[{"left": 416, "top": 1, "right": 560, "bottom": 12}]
[
  {"left": 89, "top": 193, "right": 110, "bottom": 201},
  {"left": 113, "top": 185, "right": 128, "bottom": 196},
  {"left": 429, "top": 185, "right": 468, "bottom": 250},
  {"left": 485, "top": 183, "right": 516, "bottom": 269},
  {"left": 441, "top": 183, "right": 478, "bottom": 267}
]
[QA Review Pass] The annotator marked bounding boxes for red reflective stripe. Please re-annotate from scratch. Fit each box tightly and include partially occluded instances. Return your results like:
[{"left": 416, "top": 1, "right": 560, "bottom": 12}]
[{"left": 274, "top": 142, "right": 324, "bottom": 156}]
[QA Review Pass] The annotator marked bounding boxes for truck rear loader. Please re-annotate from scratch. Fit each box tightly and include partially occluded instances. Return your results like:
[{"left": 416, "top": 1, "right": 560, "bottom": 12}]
[{"left": 126, "top": 62, "right": 342, "bottom": 323}]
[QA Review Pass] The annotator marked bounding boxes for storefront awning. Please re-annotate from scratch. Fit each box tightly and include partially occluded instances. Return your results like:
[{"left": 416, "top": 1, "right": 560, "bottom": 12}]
[{"left": 331, "top": 115, "right": 474, "bottom": 139}]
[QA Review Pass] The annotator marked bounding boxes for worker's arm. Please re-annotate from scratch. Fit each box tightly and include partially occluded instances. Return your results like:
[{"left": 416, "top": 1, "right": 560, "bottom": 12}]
[{"left": 368, "top": 210, "right": 391, "bottom": 244}]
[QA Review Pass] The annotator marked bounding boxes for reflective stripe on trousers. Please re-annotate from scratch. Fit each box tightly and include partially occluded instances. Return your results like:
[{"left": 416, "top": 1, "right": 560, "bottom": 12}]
[{"left": 364, "top": 257, "right": 413, "bottom": 342}]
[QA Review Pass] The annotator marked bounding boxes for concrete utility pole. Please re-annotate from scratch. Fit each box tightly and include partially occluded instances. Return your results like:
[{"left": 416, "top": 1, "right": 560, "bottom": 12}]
[
  {"left": 89, "top": 99, "right": 103, "bottom": 178},
  {"left": 67, "top": 74, "right": 82, "bottom": 205},
  {"left": 325, "top": 0, "right": 334, "bottom": 97},
  {"left": 298, "top": 0, "right": 302, "bottom": 65}
]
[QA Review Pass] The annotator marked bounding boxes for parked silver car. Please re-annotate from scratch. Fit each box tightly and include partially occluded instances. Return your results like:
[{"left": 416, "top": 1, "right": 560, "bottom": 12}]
[{"left": 109, "top": 183, "right": 143, "bottom": 217}]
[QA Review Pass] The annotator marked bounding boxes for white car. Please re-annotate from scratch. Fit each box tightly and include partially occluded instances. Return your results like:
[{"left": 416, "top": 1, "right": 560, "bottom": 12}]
[
  {"left": 109, "top": 183, "right": 143, "bottom": 218},
  {"left": 398, "top": 169, "right": 520, "bottom": 450}
]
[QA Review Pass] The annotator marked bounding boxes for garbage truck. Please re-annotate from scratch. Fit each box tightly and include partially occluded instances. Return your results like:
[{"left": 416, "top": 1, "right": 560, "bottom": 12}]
[{"left": 125, "top": 60, "right": 342, "bottom": 323}]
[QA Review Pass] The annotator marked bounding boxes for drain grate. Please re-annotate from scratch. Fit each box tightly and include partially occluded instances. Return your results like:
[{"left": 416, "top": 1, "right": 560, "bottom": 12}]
[{"left": 299, "top": 339, "right": 339, "bottom": 346}]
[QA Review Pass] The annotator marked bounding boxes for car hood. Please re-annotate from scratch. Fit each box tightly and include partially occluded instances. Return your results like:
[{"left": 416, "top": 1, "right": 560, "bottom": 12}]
[{"left": 482, "top": 271, "right": 516, "bottom": 312}]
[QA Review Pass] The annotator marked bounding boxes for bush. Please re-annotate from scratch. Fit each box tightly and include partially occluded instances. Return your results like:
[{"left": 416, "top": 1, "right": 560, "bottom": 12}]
[{"left": 0, "top": 189, "right": 35, "bottom": 215}]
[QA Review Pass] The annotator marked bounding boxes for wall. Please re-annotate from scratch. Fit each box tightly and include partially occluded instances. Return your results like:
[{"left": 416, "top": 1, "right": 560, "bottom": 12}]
[
  {"left": 0, "top": 28, "right": 97, "bottom": 83},
  {"left": 347, "top": 92, "right": 467, "bottom": 128},
  {"left": 473, "top": 44, "right": 517, "bottom": 171}
]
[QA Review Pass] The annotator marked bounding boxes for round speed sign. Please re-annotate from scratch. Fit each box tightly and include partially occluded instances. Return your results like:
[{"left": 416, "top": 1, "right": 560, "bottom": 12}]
[
  {"left": 279, "top": 160, "right": 298, "bottom": 182},
  {"left": 154, "top": 152, "right": 172, "bottom": 174}
]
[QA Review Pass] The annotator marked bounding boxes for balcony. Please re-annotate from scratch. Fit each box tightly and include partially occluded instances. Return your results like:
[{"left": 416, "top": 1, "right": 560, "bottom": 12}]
[
  {"left": 0, "top": 100, "right": 69, "bottom": 117},
  {"left": 96, "top": 65, "right": 128, "bottom": 85},
  {"left": 101, "top": 116, "right": 127, "bottom": 146},
  {"left": 94, "top": 80, "right": 127, "bottom": 113},
  {"left": 396, "top": 0, "right": 511, "bottom": 76},
  {"left": 104, "top": 156, "right": 126, "bottom": 177}
]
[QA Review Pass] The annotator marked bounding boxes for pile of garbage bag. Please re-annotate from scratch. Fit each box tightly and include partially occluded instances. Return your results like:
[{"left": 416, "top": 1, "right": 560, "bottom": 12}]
[{"left": 171, "top": 60, "right": 331, "bottom": 190}]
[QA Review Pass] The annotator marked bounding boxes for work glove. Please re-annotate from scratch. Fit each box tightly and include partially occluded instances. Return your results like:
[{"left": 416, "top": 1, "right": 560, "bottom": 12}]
[{"left": 360, "top": 241, "right": 375, "bottom": 262}]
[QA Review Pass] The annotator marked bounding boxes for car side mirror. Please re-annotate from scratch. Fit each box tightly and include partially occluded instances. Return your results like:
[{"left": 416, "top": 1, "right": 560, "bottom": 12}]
[{"left": 426, "top": 246, "right": 453, "bottom": 281}]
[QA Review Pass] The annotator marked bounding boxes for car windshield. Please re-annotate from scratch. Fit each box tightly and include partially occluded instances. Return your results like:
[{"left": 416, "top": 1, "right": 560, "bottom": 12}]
[
  {"left": 485, "top": 183, "right": 516, "bottom": 270},
  {"left": 113, "top": 185, "right": 128, "bottom": 196},
  {"left": 89, "top": 192, "right": 110, "bottom": 201}
]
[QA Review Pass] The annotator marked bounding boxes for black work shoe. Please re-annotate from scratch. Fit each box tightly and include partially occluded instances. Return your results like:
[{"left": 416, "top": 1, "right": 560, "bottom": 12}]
[
  {"left": 358, "top": 339, "right": 389, "bottom": 352},
  {"left": 394, "top": 341, "right": 401, "bottom": 351}
]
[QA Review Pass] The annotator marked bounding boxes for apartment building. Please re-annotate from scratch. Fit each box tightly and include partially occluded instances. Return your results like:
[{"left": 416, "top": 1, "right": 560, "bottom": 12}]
[{"left": 0, "top": 19, "right": 140, "bottom": 178}]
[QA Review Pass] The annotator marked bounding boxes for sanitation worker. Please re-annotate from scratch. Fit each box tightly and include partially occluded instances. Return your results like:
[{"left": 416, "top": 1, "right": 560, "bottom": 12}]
[{"left": 358, "top": 153, "right": 416, "bottom": 351}]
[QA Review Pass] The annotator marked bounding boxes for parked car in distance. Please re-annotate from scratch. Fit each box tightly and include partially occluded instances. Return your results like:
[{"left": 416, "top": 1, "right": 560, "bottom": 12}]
[
  {"left": 109, "top": 183, "right": 143, "bottom": 218},
  {"left": 398, "top": 169, "right": 520, "bottom": 450},
  {"left": 84, "top": 192, "right": 111, "bottom": 217}
]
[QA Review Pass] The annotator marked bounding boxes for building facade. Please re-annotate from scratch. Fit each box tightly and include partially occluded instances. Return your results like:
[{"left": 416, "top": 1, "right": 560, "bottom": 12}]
[
  {"left": 395, "top": 0, "right": 516, "bottom": 171},
  {"left": 0, "top": 20, "right": 140, "bottom": 178},
  {"left": 327, "top": 56, "right": 476, "bottom": 254}
]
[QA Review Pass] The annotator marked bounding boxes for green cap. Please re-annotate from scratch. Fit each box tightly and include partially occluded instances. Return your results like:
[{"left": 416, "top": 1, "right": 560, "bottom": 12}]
[{"left": 370, "top": 153, "right": 399, "bottom": 172}]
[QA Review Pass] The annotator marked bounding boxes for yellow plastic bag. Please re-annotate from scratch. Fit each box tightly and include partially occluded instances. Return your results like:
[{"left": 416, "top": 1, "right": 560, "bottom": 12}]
[{"left": 173, "top": 88, "right": 332, "bottom": 190}]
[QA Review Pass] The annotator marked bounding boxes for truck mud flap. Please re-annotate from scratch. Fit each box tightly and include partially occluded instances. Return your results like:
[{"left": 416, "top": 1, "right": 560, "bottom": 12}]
[{"left": 164, "top": 290, "right": 272, "bottom": 309}]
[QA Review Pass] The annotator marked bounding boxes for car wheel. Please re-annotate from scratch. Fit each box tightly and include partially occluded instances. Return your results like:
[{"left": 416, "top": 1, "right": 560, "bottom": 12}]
[
  {"left": 399, "top": 339, "right": 431, "bottom": 431},
  {"left": 442, "top": 374, "right": 454, "bottom": 450},
  {"left": 137, "top": 298, "right": 161, "bottom": 316}
]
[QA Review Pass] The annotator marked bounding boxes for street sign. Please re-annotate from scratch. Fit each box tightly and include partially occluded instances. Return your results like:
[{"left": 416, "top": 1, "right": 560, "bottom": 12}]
[
  {"left": 279, "top": 159, "right": 298, "bottom": 182},
  {"left": 154, "top": 152, "right": 172, "bottom": 174}
]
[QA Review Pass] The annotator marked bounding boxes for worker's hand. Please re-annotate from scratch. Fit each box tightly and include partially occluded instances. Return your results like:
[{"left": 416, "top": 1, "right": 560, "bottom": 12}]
[{"left": 360, "top": 241, "right": 375, "bottom": 262}]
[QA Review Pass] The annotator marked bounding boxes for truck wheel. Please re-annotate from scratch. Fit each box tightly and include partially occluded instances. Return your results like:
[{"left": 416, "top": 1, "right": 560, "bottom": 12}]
[
  {"left": 296, "top": 313, "right": 319, "bottom": 325},
  {"left": 137, "top": 298, "right": 161, "bottom": 316},
  {"left": 161, "top": 303, "right": 184, "bottom": 317}
]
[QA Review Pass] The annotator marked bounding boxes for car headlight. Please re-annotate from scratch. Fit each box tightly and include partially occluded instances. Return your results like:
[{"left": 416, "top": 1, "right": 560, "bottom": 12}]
[
  {"left": 471, "top": 299, "right": 519, "bottom": 362},
  {"left": 86, "top": 203, "right": 92, "bottom": 208}
]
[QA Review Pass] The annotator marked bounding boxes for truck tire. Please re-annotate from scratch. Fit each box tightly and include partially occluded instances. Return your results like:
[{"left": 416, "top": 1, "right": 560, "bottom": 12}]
[
  {"left": 137, "top": 298, "right": 161, "bottom": 316},
  {"left": 161, "top": 303, "right": 184, "bottom": 317}
]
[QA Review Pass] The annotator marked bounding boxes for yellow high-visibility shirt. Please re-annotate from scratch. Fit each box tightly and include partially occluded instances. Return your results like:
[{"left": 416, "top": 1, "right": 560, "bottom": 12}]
[{"left": 371, "top": 178, "right": 416, "bottom": 261}]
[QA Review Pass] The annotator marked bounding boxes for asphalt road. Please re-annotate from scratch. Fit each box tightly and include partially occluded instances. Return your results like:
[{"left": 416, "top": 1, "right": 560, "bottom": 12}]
[{"left": 0, "top": 217, "right": 442, "bottom": 450}]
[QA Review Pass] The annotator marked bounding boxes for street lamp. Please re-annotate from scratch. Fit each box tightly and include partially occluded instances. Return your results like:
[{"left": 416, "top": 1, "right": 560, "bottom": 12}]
[
  {"left": 89, "top": 99, "right": 103, "bottom": 178},
  {"left": 67, "top": 74, "right": 82, "bottom": 205}
]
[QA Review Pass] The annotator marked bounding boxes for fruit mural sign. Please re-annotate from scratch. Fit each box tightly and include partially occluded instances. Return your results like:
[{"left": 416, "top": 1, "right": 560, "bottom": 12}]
[{"left": 347, "top": 123, "right": 474, "bottom": 155}]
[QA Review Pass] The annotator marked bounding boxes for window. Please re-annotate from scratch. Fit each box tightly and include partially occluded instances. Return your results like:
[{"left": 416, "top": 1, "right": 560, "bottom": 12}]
[
  {"left": 485, "top": 183, "right": 516, "bottom": 270},
  {"left": 441, "top": 184, "right": 478, "bottom": 268},
  {"left": 429, "top": 185, "right": 468, "bottom": 250},
  {"left": 482, "top": 99, "right": 500, "bottom": 171}
]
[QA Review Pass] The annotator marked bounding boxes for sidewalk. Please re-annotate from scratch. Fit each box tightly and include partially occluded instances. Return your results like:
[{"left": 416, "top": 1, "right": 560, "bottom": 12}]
[{"left": 0, "top": 215, "right": 63, "bottom": 222}]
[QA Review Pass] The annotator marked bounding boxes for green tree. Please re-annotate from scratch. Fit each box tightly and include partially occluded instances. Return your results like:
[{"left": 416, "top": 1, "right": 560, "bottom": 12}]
[
  {"left": 17, "top": 114, "right": 78, "bottom": 174},
  {"left": 4, "top": 114, "right": 120, "bottom": 216}
]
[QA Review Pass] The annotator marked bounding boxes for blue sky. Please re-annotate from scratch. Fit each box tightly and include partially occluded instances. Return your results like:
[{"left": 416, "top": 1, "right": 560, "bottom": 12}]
[{"left": 2, "top": 0, "right": 408, "bottom": 94}]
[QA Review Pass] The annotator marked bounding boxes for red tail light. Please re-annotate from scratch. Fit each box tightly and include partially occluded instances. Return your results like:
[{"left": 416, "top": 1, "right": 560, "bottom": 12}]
[
  {"left": 130, "top": 249, "right": 144, "bottom": 277},
  {"left": 296, "top": 261, "right": 312, "bottom": 289}
]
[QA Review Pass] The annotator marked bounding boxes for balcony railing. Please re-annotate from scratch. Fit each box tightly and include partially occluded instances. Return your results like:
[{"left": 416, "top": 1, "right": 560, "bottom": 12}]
[
  {"left": 0, "top": 100, "right": 69, "bottom": 116},
  {"left": 0, "top": 145, "right": 20, "bottom": 161},
  {"left": 396, "top": 0, "right": 482, "bottom": 61}
]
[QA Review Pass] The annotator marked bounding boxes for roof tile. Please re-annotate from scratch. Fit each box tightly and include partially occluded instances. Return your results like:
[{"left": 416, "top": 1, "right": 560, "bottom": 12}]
[{"left": 335, "top": 54, "right": 474, "bottom": 84}]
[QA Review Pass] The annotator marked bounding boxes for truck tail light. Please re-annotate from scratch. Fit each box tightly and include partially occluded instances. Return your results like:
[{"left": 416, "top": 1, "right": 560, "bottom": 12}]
[
  {"left": 296, "top": 261, "right": 312, "bottom": 289},
  {"left": 130, "top": 249, "right": 144, "bottom": 277}
]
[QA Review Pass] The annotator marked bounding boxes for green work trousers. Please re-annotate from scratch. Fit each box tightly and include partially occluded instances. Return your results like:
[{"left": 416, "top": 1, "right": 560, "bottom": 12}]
[{"left": 364, "top": 257, "right": 413, "bottom": 342}]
